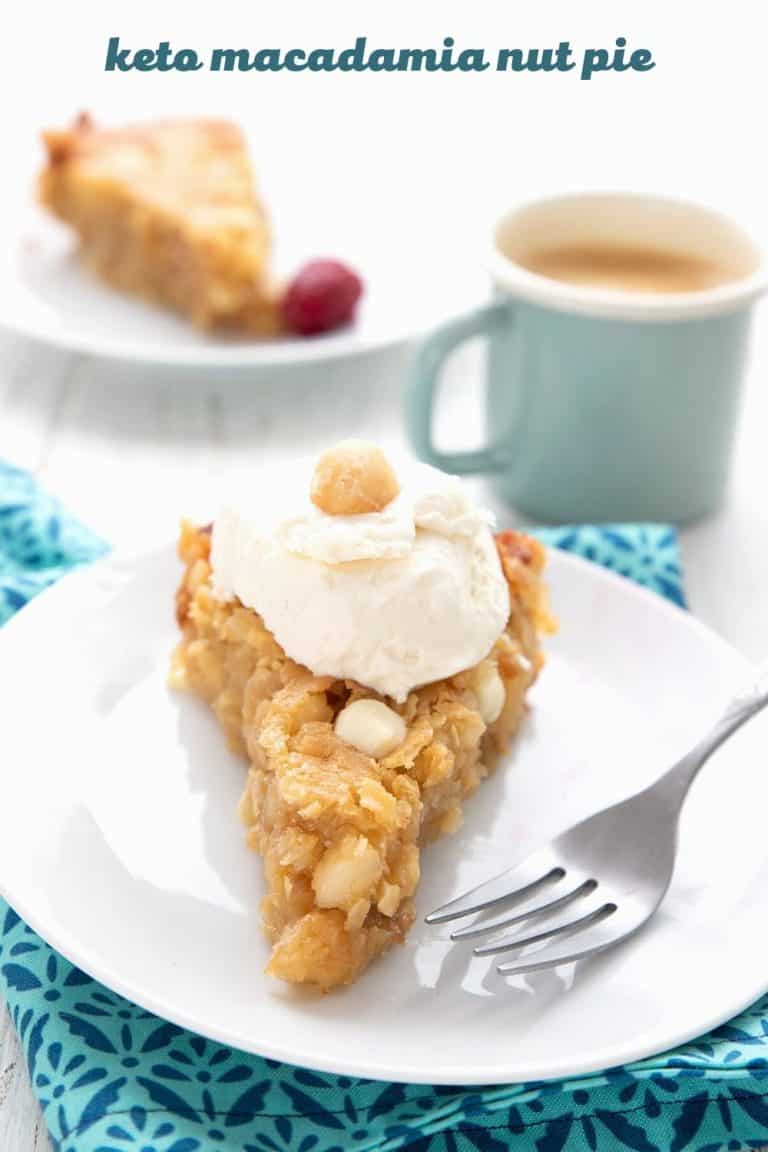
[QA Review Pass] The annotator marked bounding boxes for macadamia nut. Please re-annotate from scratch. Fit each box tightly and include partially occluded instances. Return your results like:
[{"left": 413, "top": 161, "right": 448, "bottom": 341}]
[
  {"left": 312, "top": 833, "right": 383, "bottom": 910},
  {"left": 474, "top": 662, "right": 506, "bottom": 724},
  {"left": 334, "top": 698, "right": 406, "bottom": 758},
  {"left": 376, "top": 882, "right": 402, "bottom": 917},
  {"left": 311, "top": 440, "right": 400, "bottom": 516}
]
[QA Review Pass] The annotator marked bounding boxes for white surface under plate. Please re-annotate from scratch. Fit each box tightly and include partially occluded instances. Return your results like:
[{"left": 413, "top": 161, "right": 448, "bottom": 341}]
[{"left": 0, "top": 544, "right": 766, "bottom": 1085}]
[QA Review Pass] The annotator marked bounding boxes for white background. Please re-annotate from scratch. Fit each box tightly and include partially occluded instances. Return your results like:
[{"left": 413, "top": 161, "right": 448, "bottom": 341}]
[
  {"left": 2, "top": 3, "right": 768, "bottom": 1148},
  {"left": 7, "top": 0, "right": 768, "bottom": 237}
]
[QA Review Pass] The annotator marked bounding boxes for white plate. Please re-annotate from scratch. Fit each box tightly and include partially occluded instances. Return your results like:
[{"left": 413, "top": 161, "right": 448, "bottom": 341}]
[
  {"left": 0, "top": 148, "right": 480, "bottom": 367},
  {"left": 1, "top": 545, "right": 766, "bottom": 1085}
]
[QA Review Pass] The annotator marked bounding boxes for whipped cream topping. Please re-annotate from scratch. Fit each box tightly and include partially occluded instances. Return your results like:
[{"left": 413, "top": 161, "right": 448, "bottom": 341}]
[{"left": 210, "top": 453, "right": 510, "bottom": 702}]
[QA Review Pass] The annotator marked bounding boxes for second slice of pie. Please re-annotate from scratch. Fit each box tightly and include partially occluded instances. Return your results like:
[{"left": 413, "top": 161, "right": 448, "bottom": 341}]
[
  {"left": 171, "top": 442, "right": 554, "bottom": 989},
  {"left": 40, "top": 114, "right": 280, "bottom": 333}
]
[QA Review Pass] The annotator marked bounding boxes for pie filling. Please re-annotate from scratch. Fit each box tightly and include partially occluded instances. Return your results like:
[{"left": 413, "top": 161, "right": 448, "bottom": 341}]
[{"left": 171, "top": 517, "right": 552, "bottom": 989}]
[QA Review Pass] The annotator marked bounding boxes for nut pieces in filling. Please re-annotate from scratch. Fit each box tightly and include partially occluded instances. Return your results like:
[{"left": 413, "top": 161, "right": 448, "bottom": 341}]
[{"left": 334, "top": 698, "right": 407, "bottom": 758}]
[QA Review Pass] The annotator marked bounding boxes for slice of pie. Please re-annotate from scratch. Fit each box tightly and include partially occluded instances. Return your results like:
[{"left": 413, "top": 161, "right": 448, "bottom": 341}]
[
  {"left": 39, "top": 114, "right": 280, "bottom": 333},
  {"left": 170, "top": 443, "right": 554, "bottom": 989}
]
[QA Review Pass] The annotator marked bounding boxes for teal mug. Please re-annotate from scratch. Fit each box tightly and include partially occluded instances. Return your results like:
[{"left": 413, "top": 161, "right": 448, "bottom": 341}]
[{"left": 407, "top": 193, "right": 767, "bottom": 522}]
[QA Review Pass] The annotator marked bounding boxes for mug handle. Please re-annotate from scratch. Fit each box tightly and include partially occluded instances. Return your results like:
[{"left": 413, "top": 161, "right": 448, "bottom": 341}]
[{"left": 407, "top": 299, "right": 514, "bottom": 474}]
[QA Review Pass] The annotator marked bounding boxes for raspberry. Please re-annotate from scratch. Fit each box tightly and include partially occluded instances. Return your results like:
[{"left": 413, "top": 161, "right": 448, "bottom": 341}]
[{"left": 282, "top": 259, "right": 364, "bottom": 336}]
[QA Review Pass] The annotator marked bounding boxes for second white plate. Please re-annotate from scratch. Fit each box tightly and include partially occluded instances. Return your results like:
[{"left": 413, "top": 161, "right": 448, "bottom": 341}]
[
  {"left": 1, "top": 120, "right": 482, "bottom": 370},
  {"left": 1, "top": 207, "right": 470, "bottom": 366}
]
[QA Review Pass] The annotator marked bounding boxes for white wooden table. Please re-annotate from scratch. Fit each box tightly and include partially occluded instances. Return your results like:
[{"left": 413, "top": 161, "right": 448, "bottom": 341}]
[{"left": 2, "top": 326, "right": 768, "bottom": 1150}]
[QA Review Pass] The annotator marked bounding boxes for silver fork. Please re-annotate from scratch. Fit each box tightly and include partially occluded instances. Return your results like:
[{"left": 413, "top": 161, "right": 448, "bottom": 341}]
[{"left": 426, "top": 665, "right": 768, "bottom": 976}]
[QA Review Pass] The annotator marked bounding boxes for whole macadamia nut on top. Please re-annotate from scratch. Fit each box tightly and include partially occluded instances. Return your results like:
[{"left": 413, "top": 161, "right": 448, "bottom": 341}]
[{"left": 310, "top": 440, "right": 400, "bottom": 516}]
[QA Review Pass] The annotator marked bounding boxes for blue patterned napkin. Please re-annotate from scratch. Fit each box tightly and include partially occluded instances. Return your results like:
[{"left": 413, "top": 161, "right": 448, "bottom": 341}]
[{"left": 2, "top": 457, "right": 768, "bottom": 1152}]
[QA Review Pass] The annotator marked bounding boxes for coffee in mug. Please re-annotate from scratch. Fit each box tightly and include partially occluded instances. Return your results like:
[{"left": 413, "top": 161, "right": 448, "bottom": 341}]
[{"left": 514, "top": 243, "right": 744, "bottom": 295}]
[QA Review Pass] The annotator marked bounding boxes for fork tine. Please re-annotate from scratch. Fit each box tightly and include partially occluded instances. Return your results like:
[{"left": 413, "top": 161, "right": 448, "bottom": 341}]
[
  {"left": 425, "top": 850, "right": 563, "bottom": 925},
  {"left": 451, "top": 878, "right": 597, "bottom": 941},
  {"left": 474, "top": 900, "right": 616, "bottom": 957},
  {"left": 497, "top": 908, "right": 632, "bottom": 975}
]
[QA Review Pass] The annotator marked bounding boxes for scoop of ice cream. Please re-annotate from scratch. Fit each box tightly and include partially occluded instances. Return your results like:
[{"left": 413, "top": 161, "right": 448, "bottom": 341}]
[{"left": 210, "top": 445, "right": 510, "bottom": 701}]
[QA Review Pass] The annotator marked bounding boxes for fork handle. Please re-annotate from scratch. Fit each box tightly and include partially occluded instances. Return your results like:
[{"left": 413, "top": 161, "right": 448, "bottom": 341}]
[{"left": 664, "top": 661, "right": 768, "bottom": 802}]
